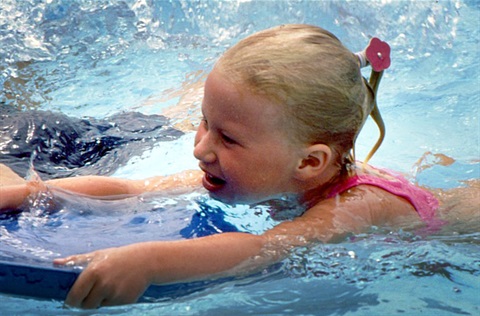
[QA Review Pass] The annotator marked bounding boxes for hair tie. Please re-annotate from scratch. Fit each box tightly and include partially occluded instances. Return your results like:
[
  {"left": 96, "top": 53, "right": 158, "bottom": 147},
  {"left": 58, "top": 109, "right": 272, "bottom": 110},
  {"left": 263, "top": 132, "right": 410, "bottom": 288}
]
[
  {"left": 355, "top": 51, "right": 369, "bottom": 68},
  {"left": 355, "top": 37, "right": 391, "bottom": 72}
]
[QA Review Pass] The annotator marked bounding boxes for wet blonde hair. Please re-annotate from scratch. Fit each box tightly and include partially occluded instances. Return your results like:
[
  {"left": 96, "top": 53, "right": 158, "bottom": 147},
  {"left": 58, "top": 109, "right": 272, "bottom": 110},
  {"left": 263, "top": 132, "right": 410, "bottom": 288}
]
[{"left": 215, "top": 24, "right": 384, "bottom": 168}]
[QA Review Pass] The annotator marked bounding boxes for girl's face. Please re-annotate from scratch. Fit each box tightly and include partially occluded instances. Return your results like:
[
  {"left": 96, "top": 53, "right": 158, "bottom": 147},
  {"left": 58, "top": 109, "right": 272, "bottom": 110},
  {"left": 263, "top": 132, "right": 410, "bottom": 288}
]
[{"left": 194, "top": 68, "right": 305, "bottom": 204}]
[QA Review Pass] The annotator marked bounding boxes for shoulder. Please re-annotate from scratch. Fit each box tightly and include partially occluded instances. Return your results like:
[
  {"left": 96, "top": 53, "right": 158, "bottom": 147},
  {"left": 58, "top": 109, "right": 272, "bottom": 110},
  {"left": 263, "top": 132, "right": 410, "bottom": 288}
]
[{"left": 309, "top": 184, "right": 417, "bottom": 228}]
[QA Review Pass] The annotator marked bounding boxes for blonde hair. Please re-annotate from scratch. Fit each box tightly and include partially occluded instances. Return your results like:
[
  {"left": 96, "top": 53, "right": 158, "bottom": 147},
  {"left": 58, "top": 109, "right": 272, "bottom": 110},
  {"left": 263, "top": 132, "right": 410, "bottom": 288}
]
[{"left": 216, "top": 24, "right": 383, "bottom": 168}]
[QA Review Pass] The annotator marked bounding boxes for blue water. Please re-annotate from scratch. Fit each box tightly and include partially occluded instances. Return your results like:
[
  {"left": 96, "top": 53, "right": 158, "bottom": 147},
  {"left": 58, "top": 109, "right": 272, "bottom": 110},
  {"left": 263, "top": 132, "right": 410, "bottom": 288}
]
[{"left": 1, "top": 0, "right": 479, "bottom": 315}]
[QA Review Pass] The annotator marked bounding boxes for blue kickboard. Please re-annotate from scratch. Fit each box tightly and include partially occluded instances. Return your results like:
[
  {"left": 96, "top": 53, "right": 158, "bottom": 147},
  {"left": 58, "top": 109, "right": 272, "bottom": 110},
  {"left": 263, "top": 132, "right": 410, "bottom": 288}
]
[
  {"left": 0, "top": 260, "right": 223, "bottom": 302},
  {"left": 0, "top": 261, "right": 78, "bottom": 301},
  {"left": 0, "top": 191, "right": 264, "bottom": 302}
]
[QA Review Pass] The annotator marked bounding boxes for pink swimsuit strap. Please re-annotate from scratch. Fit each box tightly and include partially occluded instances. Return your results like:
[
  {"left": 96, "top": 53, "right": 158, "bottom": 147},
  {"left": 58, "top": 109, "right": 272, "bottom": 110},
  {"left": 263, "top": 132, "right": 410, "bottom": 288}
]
[{"left": 327, "top": 168, "right": 439, "bottom": 221}]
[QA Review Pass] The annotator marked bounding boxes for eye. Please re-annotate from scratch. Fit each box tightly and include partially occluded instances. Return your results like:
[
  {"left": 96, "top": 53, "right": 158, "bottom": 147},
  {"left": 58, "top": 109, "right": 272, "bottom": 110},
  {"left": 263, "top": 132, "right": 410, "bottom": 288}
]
[
  {"left": 201, "top": 117, "right": 208, "bottom": 129},
  {"left": 221, "top": 133, "right": 237, "bottom": 145}
]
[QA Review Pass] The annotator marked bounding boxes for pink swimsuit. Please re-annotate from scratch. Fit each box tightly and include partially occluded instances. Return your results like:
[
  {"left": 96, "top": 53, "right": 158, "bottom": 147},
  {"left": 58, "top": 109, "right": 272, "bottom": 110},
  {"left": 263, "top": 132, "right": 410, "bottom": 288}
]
[{"left": 327, "top": 167, "right": 439, "bottom": 221}]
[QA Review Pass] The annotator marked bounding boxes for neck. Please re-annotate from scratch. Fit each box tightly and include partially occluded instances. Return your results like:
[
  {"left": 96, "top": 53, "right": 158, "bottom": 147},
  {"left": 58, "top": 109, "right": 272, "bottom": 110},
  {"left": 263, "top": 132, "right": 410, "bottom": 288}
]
[{"left": 299, "top": 163, "right": 348, "bottom": 208}]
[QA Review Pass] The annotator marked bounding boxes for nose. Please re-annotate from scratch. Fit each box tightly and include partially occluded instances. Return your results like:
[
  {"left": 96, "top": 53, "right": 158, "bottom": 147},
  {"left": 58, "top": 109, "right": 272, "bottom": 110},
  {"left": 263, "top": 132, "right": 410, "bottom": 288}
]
[{"left": 193, "top": 128, "right": 216, "bottom": 164}]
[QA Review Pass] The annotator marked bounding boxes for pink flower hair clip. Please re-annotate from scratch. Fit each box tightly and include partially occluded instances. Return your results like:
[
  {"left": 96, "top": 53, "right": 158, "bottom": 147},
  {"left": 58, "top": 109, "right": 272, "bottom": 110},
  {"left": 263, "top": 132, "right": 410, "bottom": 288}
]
[{"left": 356, "top": 37, "right": 391, "bottom": 72}]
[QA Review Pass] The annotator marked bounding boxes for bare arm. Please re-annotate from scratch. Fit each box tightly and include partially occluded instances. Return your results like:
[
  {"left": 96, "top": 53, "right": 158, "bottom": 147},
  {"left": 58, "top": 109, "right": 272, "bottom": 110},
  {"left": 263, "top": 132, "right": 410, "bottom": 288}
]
[
  {"left": 55, "top": 232, "right": 265, "bottom": 308},
  {"left": 0, "top": 184, "right": 31, "bottom": 210},
  {"left": 53, "top": 206, "right": 339, "bottom": 309},
  {"left": 0, "top": 164, "right": 26, "bottom": 186},
  {"left": 1, "top": 176, "right": 136, "bottom": 211},
  {"left": 0, "top": 163, "right": 203, "bottom": 211},
  {"left": 53, "top": 185, "right": 417, "bottom": 309},
  {"left": 46, "top": 169, "right": 203, "bottom": 196},
  {"left": 1, "top": 164, "right": 29, "bottom": 210}
]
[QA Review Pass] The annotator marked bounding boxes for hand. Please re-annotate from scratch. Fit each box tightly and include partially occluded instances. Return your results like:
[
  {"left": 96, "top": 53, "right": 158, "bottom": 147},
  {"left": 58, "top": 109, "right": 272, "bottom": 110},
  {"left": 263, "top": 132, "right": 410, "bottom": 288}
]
[
  {"left": 54, "top": 244, "right": 152, "bottom": 309},
  {"left": 0, "top": 164, "right": 25, "bottom": 187}
]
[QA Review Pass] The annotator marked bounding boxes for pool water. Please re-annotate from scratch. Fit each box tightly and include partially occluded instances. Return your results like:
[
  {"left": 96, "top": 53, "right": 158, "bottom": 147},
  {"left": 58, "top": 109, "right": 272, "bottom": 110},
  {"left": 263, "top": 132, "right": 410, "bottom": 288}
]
[{"left": 1, "top": 0, "right": 479, "bottom": 315}]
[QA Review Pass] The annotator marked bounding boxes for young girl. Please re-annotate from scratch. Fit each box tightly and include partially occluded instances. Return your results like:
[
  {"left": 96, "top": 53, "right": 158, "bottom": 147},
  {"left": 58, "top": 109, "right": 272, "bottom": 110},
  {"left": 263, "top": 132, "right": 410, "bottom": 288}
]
[{"left": 0, "top": 24, "right": 441, "bottom": 308}]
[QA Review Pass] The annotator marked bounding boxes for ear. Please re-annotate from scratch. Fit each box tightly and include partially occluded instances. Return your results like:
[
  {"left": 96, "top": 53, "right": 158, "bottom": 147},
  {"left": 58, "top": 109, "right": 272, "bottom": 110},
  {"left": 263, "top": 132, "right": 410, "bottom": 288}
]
[{"left": 294, "top": 144, "right": 333, "bottom": 181}]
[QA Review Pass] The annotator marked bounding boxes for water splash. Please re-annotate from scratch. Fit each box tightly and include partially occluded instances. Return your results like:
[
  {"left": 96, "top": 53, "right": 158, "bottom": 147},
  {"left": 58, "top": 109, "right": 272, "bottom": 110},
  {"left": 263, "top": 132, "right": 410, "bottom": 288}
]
[
  {"left": 283, "top": 229, "right": 480, "bottom": 290},
  {"left": 1, "top": 1, "right": 468, "bottom": 111}
]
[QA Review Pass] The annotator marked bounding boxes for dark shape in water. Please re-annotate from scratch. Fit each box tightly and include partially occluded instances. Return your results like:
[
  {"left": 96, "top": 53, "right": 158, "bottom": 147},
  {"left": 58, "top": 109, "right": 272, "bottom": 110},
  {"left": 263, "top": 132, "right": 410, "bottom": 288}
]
[{"left": 0, "top": 104, "right": 183, "bottom": 179}]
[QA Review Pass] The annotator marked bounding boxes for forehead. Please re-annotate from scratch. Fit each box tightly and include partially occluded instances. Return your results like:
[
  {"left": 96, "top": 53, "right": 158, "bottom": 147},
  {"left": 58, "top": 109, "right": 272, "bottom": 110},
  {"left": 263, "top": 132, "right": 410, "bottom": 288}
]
[{"left": 203, "top": 68, "right": 285, "bottom": 134}]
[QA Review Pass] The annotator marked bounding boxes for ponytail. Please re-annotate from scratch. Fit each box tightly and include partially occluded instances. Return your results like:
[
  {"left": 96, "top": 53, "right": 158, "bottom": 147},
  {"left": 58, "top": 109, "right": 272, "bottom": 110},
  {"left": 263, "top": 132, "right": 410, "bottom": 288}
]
[{"left": 353, "top": 38, "right": 391, "bottom": 165}]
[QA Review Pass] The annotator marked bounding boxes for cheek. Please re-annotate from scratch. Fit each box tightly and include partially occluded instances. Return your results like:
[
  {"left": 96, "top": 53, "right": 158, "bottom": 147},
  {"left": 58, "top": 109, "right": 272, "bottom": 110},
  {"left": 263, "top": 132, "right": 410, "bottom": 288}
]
[{"left": 230, "top": 161, "right": 274, "bottom": 185}]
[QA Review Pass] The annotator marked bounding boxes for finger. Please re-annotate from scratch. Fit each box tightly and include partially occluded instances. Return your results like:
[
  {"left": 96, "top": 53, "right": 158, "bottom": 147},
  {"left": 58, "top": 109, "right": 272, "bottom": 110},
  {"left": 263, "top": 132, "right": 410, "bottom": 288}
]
[
  {"left": 54, "top": 255, "right": 81, "bottom": 266},
  {"left": 54, "top": 255, "right": 92, "bottom": 267},
  {"left": 65, "top": 273, "right": 95, "bottom": 308},
  {"left": 79, "top": 279, "right": 107, "bottom": 309},
  {"left": 53, "top": 256, "right": 72, "bottom": 266}
]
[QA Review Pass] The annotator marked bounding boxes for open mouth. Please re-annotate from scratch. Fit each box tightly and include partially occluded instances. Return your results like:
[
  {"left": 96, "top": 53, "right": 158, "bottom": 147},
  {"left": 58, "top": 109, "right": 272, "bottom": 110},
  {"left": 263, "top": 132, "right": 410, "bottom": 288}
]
[{"left": 202, "top": 172, "right": 226, "bottom": 192}]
